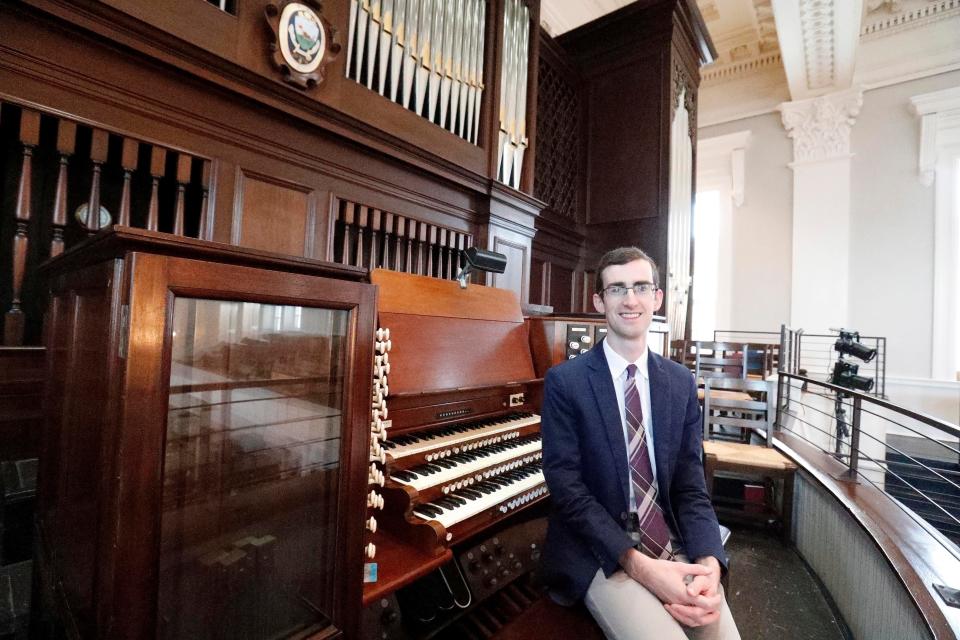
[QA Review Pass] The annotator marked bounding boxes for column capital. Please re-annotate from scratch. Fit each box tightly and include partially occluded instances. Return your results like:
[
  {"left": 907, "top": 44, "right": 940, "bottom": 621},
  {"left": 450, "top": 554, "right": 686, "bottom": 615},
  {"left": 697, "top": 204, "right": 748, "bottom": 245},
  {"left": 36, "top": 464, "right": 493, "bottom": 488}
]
[{"left": 779, "top": 87, "right": 863, "bottom": 164}]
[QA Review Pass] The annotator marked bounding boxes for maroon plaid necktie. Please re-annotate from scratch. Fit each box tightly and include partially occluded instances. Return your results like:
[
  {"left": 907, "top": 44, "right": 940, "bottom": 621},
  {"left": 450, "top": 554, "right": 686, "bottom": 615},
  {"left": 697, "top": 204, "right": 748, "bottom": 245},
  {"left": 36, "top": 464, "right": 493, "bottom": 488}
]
[{"left": 625, "top": 364, "right": 674, "bottom": 560}]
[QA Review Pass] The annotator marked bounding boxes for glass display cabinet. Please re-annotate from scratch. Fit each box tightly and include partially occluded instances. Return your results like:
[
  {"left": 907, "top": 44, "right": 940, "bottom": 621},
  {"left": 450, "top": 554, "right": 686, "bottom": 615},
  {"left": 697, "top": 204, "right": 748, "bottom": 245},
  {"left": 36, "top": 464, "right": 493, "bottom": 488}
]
[{"left": 35, "top": 227, "right": 376, "bottom": 639}]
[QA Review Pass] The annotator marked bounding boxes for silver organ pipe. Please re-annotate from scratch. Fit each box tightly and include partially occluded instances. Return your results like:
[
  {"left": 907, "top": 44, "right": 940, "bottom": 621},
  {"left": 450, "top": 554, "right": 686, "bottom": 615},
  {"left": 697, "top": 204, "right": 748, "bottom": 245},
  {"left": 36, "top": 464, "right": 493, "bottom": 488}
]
[
  {"left": 497, "top": 0, "right": 529, "bottom": 189},
  {"left": 347, "top": 0, "right": 488, "bottom": 145}
]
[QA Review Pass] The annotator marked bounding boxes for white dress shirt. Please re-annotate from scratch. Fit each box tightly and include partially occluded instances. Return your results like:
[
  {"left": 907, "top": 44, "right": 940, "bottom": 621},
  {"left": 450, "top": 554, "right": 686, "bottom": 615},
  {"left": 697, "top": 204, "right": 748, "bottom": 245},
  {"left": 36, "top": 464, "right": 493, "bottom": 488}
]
[{"left": 601, "top": 339, "right": 659, "bottom": 512}]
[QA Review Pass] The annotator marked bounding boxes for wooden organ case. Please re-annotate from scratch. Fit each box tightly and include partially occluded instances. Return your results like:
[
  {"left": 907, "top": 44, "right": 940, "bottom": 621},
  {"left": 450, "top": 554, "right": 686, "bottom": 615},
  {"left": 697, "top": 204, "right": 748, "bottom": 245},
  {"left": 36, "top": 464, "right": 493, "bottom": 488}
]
[
  {"left": 35, "top": 228, "right": 376, "bottom": 639},
  {"left": 361, "top": 269, "right": 549, "bottom": 638}
]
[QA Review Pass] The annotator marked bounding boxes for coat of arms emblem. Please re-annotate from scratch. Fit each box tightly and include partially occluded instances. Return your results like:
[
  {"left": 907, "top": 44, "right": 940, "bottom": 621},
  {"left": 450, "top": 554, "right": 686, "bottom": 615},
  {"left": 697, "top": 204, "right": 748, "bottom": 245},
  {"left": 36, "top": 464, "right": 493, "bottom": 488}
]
[{"left": 266, "top": 1, "right": 340, "bottom": 89}]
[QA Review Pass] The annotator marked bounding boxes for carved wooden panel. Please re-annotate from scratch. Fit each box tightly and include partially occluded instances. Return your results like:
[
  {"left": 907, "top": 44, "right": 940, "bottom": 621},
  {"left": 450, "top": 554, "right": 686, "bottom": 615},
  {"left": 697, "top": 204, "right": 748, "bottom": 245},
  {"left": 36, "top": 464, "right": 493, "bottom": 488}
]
[
  {"left": 492, "top": 236, "right": 528, "bottom": 303},
  {"left": 547, "top": 263, "right": 573, "bottom": 314},
  {"left": 584, "top": 58, "right": 662, "bottom": 225},
  {"left": 534, "top": 40, "right": 582, "bottom": 223},
  {"left": 233, "top": 170, "right": 314, "bottom": 257}
]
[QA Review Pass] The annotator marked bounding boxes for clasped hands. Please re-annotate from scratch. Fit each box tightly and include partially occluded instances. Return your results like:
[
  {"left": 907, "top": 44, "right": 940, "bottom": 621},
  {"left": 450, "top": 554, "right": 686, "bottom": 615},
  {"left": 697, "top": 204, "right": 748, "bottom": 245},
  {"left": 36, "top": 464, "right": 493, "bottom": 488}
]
[{"left": 620, "top": 548, "right": 723, "bottom": 628}]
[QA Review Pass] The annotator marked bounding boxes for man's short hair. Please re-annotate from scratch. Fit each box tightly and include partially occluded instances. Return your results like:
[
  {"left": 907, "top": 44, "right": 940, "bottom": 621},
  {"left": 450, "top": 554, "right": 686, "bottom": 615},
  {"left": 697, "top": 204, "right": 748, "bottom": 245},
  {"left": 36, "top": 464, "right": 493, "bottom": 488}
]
[{"left": 594, "top": 247, "right": 660, "bottom": 293}]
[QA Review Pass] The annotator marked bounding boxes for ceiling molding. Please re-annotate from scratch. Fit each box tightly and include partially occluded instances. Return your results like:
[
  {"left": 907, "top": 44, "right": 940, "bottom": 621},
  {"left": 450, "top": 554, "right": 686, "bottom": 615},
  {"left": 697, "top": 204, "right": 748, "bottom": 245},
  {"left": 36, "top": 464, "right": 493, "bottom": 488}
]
[
  {"left": 702, "top": 52, "right": 782, "bottom": 83},
  {"left": 771, "top": 0, "right": 864, "bottom": 100},
  {"left": 861, "top": 0, "right": 960, "bottom": 39}
]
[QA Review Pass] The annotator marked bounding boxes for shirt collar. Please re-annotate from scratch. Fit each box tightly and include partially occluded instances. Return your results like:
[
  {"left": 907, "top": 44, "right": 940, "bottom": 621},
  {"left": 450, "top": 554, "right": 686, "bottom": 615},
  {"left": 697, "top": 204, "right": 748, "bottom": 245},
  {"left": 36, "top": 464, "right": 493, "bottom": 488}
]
[{"left": 602, "top": 339, "right": 650, "bottom": 382}]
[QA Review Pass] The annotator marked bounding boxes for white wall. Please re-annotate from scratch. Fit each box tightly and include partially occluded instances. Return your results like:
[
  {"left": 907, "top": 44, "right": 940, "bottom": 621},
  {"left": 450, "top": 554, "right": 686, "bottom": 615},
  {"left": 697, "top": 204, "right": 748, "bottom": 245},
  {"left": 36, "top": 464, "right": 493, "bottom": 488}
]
[
  {"left": 698, "top": 72, "right": 960, "bottom": 426},
  {"left": 850, "top": 69, "right": 960, "bottom": 380},
  {"left": 698, "top": 113, "right": 793, "bottom": 334}
]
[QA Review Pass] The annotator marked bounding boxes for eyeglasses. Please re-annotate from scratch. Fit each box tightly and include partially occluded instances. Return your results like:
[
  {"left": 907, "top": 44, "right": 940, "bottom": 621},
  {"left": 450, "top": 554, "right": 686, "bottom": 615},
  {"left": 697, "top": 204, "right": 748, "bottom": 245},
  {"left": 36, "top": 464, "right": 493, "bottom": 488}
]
[{"left": 602, "top": 283, "right": 657, "bottom": 298}]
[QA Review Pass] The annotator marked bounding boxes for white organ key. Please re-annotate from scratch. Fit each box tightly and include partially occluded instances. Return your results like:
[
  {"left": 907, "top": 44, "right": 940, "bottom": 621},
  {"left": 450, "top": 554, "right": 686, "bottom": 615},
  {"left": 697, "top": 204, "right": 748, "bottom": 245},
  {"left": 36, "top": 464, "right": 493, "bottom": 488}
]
[
  {"left": 414, "top": 470, "right": 545, "bottom": 529},
  {"left": 392, "top": 439, "right": 541, "bottom": 491},
  {"left": 385, "top": 413, "right": 539, "bottom": 459}
]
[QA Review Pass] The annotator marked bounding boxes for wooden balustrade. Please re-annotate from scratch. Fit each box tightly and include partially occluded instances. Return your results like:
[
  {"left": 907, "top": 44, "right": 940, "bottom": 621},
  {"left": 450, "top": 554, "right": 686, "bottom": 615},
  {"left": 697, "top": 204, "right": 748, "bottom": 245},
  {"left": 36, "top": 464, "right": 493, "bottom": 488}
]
[
  {"left": 335, "top": 199, "right": 471, "bottom": 280},
  {"left": 0, "top": 101, "right": 212, "bottom": 345},
  {"left": 4, "top": 108, "right": 40, "bottom": 346},
  {"left": 51, "top": 120, "right": 77, "bottom": 258}
]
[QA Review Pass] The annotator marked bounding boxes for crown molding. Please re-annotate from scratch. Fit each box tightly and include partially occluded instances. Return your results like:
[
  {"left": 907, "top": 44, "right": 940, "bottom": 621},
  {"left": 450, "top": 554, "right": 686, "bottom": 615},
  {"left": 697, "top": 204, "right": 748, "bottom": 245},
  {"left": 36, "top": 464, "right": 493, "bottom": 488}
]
[{"left": 861, "top": 0, "right": 960, "bottom": 39}]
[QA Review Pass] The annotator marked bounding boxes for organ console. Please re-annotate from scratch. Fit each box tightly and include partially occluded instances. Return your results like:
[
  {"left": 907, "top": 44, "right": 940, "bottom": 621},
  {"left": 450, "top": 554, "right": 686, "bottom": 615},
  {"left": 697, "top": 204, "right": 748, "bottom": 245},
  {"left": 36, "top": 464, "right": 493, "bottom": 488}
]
[{"left": 362, "top": 269, "right": 547, "bottom": 617}]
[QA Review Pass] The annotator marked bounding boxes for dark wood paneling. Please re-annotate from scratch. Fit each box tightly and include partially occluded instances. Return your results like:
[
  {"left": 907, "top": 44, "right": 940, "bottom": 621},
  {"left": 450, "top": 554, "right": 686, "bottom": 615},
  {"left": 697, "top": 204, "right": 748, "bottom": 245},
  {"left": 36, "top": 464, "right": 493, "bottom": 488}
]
[
  {"left": 0, "top": 347, "right": 45, "bottom": 461},
  {"left": 584, "top": 56, "right": 663, "bottom": 225},
  {"left": 547, "top": 264, "right": 573, "bottom": 314},
  {"left": 234, "top": 170, "right": 313, "bottom": 257}
]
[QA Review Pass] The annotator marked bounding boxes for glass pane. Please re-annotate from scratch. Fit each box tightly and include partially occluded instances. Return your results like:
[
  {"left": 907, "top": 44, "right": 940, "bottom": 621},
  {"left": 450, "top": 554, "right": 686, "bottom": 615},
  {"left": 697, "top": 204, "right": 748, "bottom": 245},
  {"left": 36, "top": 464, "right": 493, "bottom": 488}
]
[{"left": 157, "top": 298, "right": 349, "bottom": 639}]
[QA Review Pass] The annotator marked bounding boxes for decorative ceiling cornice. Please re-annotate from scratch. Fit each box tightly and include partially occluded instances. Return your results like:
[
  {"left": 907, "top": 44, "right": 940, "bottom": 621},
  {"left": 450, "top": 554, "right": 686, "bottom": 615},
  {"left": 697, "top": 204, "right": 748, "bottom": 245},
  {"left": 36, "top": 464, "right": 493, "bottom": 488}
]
[
  {"left": 861, "top": 0, "right": 960, "bottom": 39},
  {"left": 799, "top": 0, "right": 835, "bottom": 91},
  {"left": 701, "top": 52, "right": 782, "bottom": 83},
  {"left": 771, "top": 0, "right": 860, "bottom": 100}
]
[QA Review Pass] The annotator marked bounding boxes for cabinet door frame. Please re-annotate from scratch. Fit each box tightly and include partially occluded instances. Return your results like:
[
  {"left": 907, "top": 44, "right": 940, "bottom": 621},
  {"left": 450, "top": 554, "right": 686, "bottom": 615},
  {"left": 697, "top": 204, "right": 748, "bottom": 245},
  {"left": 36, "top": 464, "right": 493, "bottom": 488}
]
[{"left": 110, "top": 251, "right": 374, "bottom": 639}]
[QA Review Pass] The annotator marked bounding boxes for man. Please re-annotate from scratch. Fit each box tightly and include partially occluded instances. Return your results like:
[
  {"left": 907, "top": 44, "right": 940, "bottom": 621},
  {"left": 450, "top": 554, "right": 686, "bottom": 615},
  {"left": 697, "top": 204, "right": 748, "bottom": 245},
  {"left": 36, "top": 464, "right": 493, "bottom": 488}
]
[{"left": 541, "top": 246, "right": 740, "bottom": 640}]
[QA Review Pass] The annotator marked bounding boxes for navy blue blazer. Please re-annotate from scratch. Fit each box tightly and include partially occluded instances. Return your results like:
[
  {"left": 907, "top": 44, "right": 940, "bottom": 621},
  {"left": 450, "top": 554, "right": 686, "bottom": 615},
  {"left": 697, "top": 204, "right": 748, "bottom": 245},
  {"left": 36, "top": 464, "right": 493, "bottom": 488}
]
[{"left": 540, "top": 342, "right": 727, "bottom": 603}]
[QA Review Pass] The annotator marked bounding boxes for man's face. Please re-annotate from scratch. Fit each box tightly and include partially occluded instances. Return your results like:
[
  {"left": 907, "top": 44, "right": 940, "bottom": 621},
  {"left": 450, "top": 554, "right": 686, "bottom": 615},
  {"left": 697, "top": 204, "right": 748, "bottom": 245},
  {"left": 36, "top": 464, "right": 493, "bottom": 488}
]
[{"left": 592, "top": 259, "right": 664, "bottom": 344}]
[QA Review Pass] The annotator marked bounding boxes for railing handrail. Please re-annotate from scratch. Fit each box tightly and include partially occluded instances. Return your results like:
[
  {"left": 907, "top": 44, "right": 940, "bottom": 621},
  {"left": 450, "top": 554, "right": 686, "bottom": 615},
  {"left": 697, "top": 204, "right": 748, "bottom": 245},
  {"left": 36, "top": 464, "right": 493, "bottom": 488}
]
[{"left": 778, "top": 371, "right": 960, "bottom": 439}]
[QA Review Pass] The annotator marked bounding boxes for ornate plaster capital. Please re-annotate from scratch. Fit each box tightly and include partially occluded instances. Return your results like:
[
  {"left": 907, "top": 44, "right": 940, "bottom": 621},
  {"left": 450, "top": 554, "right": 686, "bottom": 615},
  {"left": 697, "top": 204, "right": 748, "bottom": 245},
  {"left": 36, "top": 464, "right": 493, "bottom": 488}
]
[{"left": 779, "top": 88, "right": 863, "bottom": 163}]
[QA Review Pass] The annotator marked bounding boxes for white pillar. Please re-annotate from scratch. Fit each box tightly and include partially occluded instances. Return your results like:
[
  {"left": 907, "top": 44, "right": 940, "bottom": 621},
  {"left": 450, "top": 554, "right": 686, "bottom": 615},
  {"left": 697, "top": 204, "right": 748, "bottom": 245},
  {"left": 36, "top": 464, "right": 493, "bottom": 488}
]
[{"left": 780, "top": 88, "right": 863, "bottom": 332}]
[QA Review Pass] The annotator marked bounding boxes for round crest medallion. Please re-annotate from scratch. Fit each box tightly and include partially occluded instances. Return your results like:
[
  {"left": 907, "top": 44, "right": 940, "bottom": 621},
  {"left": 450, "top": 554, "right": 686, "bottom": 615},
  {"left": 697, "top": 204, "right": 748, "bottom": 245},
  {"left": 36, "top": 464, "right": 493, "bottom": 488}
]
[{"left": 278, "top": 2, "right": 325, "bottom": 74}]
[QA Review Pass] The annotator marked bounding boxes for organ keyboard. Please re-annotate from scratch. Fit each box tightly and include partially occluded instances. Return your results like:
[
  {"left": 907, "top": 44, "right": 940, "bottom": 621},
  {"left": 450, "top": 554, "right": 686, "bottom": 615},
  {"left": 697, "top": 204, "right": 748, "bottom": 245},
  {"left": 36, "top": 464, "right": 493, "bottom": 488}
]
[{"left": 365, "top": 269, "right": 547, "bottom": 594}]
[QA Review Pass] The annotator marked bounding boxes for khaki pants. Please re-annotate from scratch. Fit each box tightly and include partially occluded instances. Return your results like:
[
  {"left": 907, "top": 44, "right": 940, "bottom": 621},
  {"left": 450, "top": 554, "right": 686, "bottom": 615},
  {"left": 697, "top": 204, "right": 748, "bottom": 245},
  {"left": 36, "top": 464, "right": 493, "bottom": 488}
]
[{"left": 584, "top": 562, "right": 741, "bottom": 640}]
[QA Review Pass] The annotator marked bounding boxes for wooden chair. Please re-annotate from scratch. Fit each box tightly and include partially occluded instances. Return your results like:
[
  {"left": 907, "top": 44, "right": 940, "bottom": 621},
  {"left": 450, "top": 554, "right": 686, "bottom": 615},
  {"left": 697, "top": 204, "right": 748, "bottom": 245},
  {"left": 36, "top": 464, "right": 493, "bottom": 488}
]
[
  {"left": 702, "top": 378, "right": 773, "bottom": 444},
  {"left": 701, "top": 378, "right": 797, "bottom": 543},
  {"left": 669, "top": 339, "right": 694, "bottom": 370},
  {"left": 693, "top": 341, "right": 747, "bottom": 381}
]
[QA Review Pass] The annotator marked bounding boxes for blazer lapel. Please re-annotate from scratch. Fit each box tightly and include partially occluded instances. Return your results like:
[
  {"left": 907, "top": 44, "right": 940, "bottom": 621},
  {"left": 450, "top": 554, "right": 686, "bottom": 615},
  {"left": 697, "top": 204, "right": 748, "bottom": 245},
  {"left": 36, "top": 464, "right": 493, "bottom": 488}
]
[
  {"left": 586, "top": 346, "right": 631, "bottom": 507},
  {"left": 647, "top": 351, "right": 674, "bottom": 491}
]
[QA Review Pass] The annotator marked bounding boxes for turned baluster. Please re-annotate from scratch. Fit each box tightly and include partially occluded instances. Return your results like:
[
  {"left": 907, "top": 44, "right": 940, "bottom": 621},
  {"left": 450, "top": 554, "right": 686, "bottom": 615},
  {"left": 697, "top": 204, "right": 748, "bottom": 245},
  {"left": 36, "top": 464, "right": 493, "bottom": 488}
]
[
  {"left": 83, "top": 129, "right": 110, "bottom": 234},
  {"left": 5, "top": 109, "right": 40, "bottom": 346},
  {"left": 437, "top": 227, "right": 447, "bottom": 278},
  {"left": 405, "top": 219, "right": 417, "bottom": 273},
  {"left": 382, "top": 212, "right": 393, "bottom": 270},
  {"left": 424, "top": 225, "right": 436, "bottom": 276},
  {"left": 198, "top": 160, "right": 211, "bottom": 240},
  {"left": 417, "top": 221, "right": 428, "bottom": 275},
  {"left": 173, "top": 153, "right": 191, "bottom": 236},
  {"left": 341, "top": 202, "right": 356, "bottom": 265},
  {"left": 369, "top": 209, "right": 382, "bottom": 270},
  {"left": 51, "top": 119, "right": 77, "bottom": 257},
  {"left": 146, "top": 146, "right": 167, "bottom": 231},
  {"left": 118, "top": 138, "right": 138, "bottom": 228},
  {"left": 456, "top": 233, "right": 467, "bottom": 278},
  {"left": 356, "top": 205, "right": 368, "bottom": 268},
  {"left": 394, "top": 216, "right": 406, "bottom": 271},
  {"left": 445, "top": 230, "right": 458, "bottom": 279}
]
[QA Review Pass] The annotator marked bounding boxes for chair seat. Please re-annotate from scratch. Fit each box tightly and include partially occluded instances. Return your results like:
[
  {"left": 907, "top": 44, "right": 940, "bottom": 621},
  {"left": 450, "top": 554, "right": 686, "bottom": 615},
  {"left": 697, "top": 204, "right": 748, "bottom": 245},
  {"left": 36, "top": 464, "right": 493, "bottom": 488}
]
[
  {"left": 702, "top": 442, "right": 797, "bottom": 543},
  {"left": 703, "top": 441, "right": 797, "bottom": 473}
]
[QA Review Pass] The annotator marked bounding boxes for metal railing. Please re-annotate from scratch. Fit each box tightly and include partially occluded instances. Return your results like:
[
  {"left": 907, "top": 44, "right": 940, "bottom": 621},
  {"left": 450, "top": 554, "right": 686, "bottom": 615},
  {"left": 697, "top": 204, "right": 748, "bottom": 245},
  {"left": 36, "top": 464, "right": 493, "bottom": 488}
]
[
  {"left": 713, "top": 330, "right": 780, "bottom": 344},
  {"left": 778, "top": 325, "right": 887, "bottom": 398},
  {"left": 775, "top": 371, "right": 960, "bottom": 553}
]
